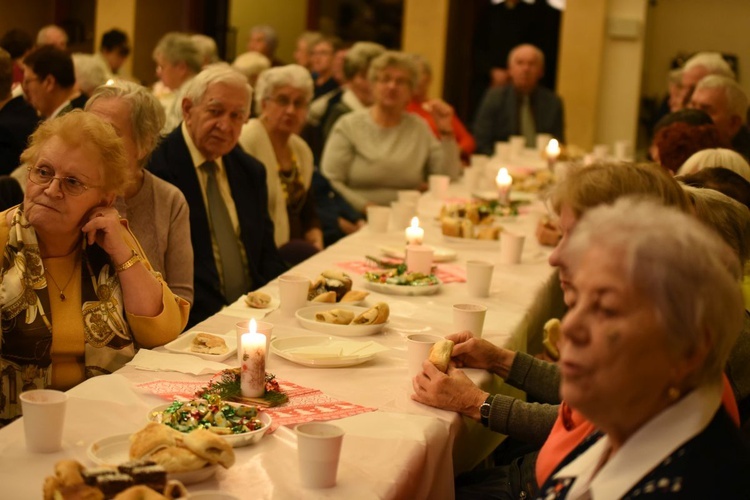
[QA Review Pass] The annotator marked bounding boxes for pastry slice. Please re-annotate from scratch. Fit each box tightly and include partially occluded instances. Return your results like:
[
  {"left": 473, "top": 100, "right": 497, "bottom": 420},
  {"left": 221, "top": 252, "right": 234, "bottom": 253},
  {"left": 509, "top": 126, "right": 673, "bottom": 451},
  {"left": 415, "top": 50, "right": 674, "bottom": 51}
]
[{"left": 314, "top": 309, "right": 355, "bottom": 325}]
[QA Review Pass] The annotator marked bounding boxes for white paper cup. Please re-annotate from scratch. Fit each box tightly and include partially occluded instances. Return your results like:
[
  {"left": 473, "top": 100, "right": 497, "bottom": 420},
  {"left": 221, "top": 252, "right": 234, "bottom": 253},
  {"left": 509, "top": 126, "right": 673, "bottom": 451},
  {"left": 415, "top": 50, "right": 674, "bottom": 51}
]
[
  {"left": 406, "top": 245, "right": 433, "bottom": 275},
  {"left": 366, "top": 206, "right": 391, "bottom": 233},
  {"left": 499, "top": 232, "right": 525, "bottom": 265},
  {"left": 466, "top": 260, "right": 494, "bottom": 297},
  {"left": 235, "top": 320, "right": 273, "bottom": 362},
  {"left": 391, "top": 201, "right": 416, "bottom": 231},
  {"left": 296, "top": 423, "right": 345, "bottom": 488},
  {"left": 493, "top": 142, "right": 510, "bottom": 161},
  {"left": 470, "top": 154, "right": 490, "bottom": 169},
  {"left": 397, "top": 190, "right": 421, "bottom": 204},
  {"left": 536, "top": 133, "right": 552, "bottom": 153},
  {"left": 20, "top": 389, "right": 68, "bottom": 453},
  {"left": 428, "top": 175, "right": 450, "bottom": 199},
  {"left": 453, "top": 304, "right": 488, "bottom": 338},
  {"left": 509, "top": 136, "right": 526, "bottom": 157},
  {"left": 593, "top": 144, "right": 609, "bottom": 160},
  {"left": 278, "top": 275, "right": 310, "bottom": 316},
  {"left": 614, "top": 140, "right": 632, "bottom": 161},
  {"left": 463, "top": 167, "right": 480, "bottom": 192},
  {"left": 407, "top": 333, "right": 444, "bottom": 378}
]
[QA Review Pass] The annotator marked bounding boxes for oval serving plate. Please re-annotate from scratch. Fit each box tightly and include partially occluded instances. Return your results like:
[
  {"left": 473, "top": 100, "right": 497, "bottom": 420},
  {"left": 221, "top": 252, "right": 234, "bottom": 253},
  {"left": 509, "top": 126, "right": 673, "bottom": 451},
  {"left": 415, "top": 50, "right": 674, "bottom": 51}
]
[
  {"left": 146, "top": 402, "right": 272, "bottom": 448},
  {"left": 295, "top": 304, "right": 387, "bottom": 337},
  {"left": 364, "top": 278, "right": 442, "bottom": 297},
  {"left": 271, "top": 336, "right": 382, "bottom": 368},
  {"left": 87, "top": 434, "right": 218, "bottom": 485}
]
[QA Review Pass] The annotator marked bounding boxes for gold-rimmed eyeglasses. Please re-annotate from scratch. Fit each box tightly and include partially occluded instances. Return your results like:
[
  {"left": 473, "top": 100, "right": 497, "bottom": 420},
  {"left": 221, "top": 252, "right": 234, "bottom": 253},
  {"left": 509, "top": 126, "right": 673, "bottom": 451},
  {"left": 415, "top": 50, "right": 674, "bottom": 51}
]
[{"left": 27, "top": 166, "right": 97, "bottom": 196}]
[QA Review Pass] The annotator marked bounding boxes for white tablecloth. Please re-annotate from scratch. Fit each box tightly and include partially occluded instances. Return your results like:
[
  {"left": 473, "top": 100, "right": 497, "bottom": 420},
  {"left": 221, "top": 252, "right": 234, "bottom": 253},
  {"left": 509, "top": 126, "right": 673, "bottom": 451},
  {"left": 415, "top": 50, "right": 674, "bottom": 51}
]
[{"left": 0, "top": 178, "right": 558, "bottom": 500}]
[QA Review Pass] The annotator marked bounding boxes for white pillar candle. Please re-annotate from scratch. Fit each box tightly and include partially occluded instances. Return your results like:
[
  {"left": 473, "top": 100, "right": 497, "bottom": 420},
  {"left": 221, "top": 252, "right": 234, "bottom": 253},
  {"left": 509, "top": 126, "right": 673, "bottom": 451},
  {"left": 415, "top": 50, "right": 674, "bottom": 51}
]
[
  {"left": 546, "top": 138, "right": 560, "bottom": 172},
  {"left": 495, "top": 167, "right": 513, "bottom": 206},
  {"left": 405, "top": 216, "right": 424, "bottom": 245},
  {"left": 240, "top": 324, "right": 266, "bottom": 398}
]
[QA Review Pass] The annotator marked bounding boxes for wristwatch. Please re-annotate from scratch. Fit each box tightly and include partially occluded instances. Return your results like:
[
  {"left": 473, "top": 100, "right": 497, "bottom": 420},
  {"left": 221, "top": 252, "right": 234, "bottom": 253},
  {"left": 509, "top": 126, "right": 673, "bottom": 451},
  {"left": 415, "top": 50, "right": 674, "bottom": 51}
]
[{"left": 480, "top": 394, "right": 495, "bottom": 427}]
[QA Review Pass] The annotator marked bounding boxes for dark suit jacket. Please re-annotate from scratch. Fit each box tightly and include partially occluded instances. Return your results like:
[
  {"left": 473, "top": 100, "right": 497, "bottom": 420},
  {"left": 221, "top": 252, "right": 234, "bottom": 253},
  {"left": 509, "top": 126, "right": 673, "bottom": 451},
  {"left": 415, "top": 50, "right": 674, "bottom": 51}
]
[
  {"left": 732, "top": 125, "right": 750, "bottom": 161},
  {"left": 473, "top": 84, "right": 565, "bottom": 155},
  {"left": 0, "top": 96, "right": 40, "bottom": 175},
  {"left": 148, "top": 126, "right": 288, "bottom": 327}
]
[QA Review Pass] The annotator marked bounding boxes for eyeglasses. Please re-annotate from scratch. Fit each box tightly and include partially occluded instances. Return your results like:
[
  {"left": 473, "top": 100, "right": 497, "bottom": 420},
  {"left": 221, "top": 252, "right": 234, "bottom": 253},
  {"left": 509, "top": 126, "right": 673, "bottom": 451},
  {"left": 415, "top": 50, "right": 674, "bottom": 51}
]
[
  {"left": 268, "top": 95, "right": 308, "bottom": 110},
  {"left": 27, "top": 166, "right": 96, "bottom": 196}
]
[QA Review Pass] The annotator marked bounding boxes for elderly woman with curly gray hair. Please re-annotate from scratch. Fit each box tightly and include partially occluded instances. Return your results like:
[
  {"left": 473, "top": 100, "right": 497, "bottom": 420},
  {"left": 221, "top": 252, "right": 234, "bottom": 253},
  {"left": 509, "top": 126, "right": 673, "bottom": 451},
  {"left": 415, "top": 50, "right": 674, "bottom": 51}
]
[{"left": 321, "top": 50, "right": 461, "bottom": 213}]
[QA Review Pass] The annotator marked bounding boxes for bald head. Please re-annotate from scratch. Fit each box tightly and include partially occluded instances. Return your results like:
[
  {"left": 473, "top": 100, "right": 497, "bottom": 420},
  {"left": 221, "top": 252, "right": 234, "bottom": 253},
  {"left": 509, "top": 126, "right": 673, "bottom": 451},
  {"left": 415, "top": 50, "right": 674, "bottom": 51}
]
[
  {"left": 37, "top": 25, "right": 67, "bottom": 50},
  {"left": 508, "top": 44, "right": 544, "bottom": 94}
]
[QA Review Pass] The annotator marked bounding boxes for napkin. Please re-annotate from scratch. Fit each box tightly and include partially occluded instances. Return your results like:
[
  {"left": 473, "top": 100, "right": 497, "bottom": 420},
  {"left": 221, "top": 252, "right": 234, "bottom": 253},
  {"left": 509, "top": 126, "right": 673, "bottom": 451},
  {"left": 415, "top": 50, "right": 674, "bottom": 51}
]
[
  {"left": 284, "top": 340, "right": 389, "bottom": 360},
  {"left": 127, "top": 349, "right": 230, "bottom": 375}
]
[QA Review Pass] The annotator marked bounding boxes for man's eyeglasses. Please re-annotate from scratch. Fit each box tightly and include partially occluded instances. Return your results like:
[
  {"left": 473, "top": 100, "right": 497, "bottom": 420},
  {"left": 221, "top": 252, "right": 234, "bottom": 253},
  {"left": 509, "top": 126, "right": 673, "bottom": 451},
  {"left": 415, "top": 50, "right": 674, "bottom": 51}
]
[
  {"left": 268, "top": 95, "right": 308, "bottom": 110},
  {"left": 27, "top": 166, "right": 96, "bottom": 196}
]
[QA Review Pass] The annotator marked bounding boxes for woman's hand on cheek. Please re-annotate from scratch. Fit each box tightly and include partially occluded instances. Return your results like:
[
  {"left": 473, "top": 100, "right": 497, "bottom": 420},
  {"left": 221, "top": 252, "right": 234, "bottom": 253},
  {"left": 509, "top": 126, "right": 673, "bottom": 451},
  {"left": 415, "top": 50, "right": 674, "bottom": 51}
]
[{"left": 80, "top": 207, "right": 131, "bottom": 263}]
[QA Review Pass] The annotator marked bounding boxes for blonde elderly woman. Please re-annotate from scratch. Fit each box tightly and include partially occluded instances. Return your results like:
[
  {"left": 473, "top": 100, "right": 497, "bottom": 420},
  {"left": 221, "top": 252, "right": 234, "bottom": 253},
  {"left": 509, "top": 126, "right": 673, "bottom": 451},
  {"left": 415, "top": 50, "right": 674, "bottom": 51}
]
[
  {"left": 85, "top": 81, "right": 194, "bottom": 304},
  {"left": 238, "top": 64, "right": 322, "bottom": 263},
  {"left": 232, "top": 51, "right": 271, "bottom": 89},
  {"left": 677, "top": 147, "right": 750, "bottom": 181},
  {"left": 0, "top": 111, "right": 189, "bottom": 423},
  {"left": 536, "top": 198, "right": 750, "bottom": 498},
  {"left": 321, "top": 51, "right": 461, "bottom": 212}
]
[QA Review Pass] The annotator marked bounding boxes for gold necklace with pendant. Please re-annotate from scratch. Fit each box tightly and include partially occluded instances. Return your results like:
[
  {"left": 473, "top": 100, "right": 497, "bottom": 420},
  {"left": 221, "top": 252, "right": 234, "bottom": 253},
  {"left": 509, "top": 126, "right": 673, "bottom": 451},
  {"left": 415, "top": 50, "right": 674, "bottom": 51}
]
[{"left": 46, "top": 257, "right": 79, "bottom": 301}]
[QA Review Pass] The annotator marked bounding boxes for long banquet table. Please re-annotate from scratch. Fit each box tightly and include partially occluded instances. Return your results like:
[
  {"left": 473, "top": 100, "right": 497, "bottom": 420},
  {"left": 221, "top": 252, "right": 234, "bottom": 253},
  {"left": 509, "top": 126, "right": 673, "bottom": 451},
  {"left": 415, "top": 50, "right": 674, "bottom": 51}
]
[{"left": 0, "top": 171, "right": 561, "bottom": 500}]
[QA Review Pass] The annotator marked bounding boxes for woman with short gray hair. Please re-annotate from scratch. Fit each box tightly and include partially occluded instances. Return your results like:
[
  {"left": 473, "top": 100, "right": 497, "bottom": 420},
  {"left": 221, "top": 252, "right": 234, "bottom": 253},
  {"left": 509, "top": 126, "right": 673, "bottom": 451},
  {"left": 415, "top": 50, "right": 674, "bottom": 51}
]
[
  {"left": 238, "top": 65, "right": 322, "bottom": 263},
  {"left": 86, "top": 81, "right": 194, "bottom": 303},
  {"left": 321, "top": 50, "right": 461, "bottom": 212},
  {"left": 537, "top": 197, "right": 750, "bottom": 497},
  {"left": 152, "top": 32, "right": 202, "bottom": 134}
]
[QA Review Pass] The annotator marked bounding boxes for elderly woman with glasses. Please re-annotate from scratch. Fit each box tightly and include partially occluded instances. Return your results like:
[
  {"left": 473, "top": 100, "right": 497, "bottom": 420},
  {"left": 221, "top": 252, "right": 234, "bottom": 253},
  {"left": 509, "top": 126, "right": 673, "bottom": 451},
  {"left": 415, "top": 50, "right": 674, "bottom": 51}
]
[
  {"left": 321, "top": 50, "right": 461, "bottom": 213},
  {"left": 85, "top": 80, "right": 193, "bottom": 304},
  {"left": 0, "top": 110, "right": 189, "bottom": 423},
  {"left": 238, "top": 64, "right": 323, "bottom": 263}
]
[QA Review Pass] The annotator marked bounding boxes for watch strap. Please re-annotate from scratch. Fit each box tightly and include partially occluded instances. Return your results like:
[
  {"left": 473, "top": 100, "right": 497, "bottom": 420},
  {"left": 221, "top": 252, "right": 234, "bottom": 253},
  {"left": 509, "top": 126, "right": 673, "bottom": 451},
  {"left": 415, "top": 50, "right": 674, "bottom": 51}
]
[{"left": 480, "top": 394, "right": 495, "bottom": 427}]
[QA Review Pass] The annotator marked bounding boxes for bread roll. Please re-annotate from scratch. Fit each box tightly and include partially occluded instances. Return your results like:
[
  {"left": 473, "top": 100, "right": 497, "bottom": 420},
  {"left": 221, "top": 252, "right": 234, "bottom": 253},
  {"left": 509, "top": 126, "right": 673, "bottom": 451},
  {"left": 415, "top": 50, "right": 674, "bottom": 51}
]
[
  {"left": 428, "top": 339, "right": 454, "bottom": 373},
  {"left": 129, "top": 423, "right": 182, "bottom": 460},
  {"left": 460, "top": 219, "right": 474, "bottom": 239},
  {"left": 54, "top": 459, "right": 85, "bottom": 487},
  {"left": 352, "top": 302, "right": 389, "bottom": 325},
  {"left": 190, "top": 333, "right": 228, "bottom": 355},
  {"left": 113, "top": 485, "right": 167, "bottom": 500},
  {"left": 244, "top": 291, "right": 271, "bottom": 308},
  {"left": 148, "top": 447, "right": 208, "bottom": 473},
  {"left": 441, "top": 217, "right": 461, "bottom": 237},
  {"left": 542, "top": 318, "right": 561, "bottom": 361},
  {"left": 312, "top": 291, "right": 337, "bottom": 303},
  {"left": 476, "top": 226, "right": 501, "bottom": 240},
  {"left": 182, "top": 428, "right": 235, "bottom": 468},
  {"left": 314, "top": 309, "right": 355, "bottom": 325},
  {"left": 163, "top": 480, "right": 188, "bottom": 499},
  {"left": 340, "top": 290, "right": 369, "bottom": 303}
]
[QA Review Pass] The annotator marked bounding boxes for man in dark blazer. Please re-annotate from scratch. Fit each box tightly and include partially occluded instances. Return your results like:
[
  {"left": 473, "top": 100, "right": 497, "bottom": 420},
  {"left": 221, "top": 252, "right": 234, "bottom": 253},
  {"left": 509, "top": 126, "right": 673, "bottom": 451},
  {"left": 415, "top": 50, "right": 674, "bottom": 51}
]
[
  {"left": 149, "top": 65, "right": 287, "bottom": 327},
  {"left": 0, "top": 48, "right": 39, "bottom": 174},
  {"left": 473, "top": 44, "right": 565, "bottom": 155}
]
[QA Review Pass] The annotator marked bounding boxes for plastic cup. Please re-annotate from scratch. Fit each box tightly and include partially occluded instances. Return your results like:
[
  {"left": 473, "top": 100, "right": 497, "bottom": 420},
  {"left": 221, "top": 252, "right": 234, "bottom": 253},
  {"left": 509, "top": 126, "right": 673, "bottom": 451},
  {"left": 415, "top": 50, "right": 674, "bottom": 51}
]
[
  {"left": 463, "top": 167, "right": 480, "bottom": 192},
  {"left": 296, "top": 423, "right": 345, "bottom": 488},
  {"left": 405, "top": 245, "right": 433, "bottom": 275},
  {"left": 407, "top": 333, "right": 443, "bottom": 379},
  {"left": 499, "top": 232, "right": 525, "bottom": 265},
  {"left": 470, "top": 154, "right": 490, "bottom": 169},
  {"left": 466, "top": 260, "right": 494, "bottom": 297},
  {"left": 593, "top": 144, "right": 609, "bottom": 160},
  {"left": 397, "top": 190, "right": 421, "bottom": 204},
  {"left": 278, "top": 275, "right": 310, "bottom": 316},
  {"left": 453, "top": 303, "right": 488, "bottom": 338},
  {"left": 391, "top": 201, "right": 416, "bottom": 231},
  {"left": 20, "top": 389, "right": 68, "bottom": 453},
  {"left": 428, "top": 175, "right": 450, "bottom": 199},
  {"left": 367, "top": 206, "right": 391, "bottom": 233},
  {"left": 536, "top": 133, "right": 552, "bottom": 153},
  {"left": 509, "top": 136, "right": 526, "bottom": 157},
  {"left": 235, "top": 320, "right": 273, "bottom": 362}
]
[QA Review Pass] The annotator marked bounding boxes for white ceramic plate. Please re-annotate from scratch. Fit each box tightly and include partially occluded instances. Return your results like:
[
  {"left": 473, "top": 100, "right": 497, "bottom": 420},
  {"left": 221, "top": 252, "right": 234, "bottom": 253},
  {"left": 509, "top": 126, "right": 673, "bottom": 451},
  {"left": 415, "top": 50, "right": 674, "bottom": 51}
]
[
  {"left": 164, "top": 331, "right": 237, "bottom": 362},
  {"left": 363, "top": 278, "right": 442, "bottom": 296},
  {"left": 86, "top": 434, "right": 218, "bottom": 485},
  {"left": 378, "top": 245, "right": 457, "bottom": 263},
  {"left": 146, "top": 403, "right": 272, "bottom": 448},
  {"left": 271, "top": 336, "right": 384, "bottom": 367},
  {"left": 295, "top": 304, "right": 387, "bottom": 337}
]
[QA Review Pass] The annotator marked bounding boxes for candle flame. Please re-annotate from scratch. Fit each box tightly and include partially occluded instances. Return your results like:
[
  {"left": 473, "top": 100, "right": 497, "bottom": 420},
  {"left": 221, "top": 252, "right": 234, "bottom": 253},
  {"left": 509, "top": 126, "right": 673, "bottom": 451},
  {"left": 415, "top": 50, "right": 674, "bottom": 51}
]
[
  {"left": 496, "top": 167, "right": 512, "bottom": 185},
  {"left": 410, "top": 216, "right": 419, "bottom": 228},
  {"left": 546, "top": 139, "right": 560, "bottom": 155},
  {"left": 250, "top": 318, "right": 257, "bottom": 334}
]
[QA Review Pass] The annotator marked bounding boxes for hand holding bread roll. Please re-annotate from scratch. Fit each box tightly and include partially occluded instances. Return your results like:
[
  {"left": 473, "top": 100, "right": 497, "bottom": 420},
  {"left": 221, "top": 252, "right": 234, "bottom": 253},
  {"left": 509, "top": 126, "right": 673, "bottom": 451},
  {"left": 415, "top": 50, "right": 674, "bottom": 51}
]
[{"left": 428, "top": 339, "right": 455, "bottom": 373}]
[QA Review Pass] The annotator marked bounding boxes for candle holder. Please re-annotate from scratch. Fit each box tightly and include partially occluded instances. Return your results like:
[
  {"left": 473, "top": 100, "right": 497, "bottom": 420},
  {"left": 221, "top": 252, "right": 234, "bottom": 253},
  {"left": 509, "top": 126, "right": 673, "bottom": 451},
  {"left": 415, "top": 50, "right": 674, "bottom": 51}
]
[
  {"left": 497, "top": 185, "right": 512, "bottom": 207},
  {"left": 547, "top": 157, "right": 557, "bottom": 174},
  {"left": 240, "top": 332, "right": 266, "bottom": 397}
]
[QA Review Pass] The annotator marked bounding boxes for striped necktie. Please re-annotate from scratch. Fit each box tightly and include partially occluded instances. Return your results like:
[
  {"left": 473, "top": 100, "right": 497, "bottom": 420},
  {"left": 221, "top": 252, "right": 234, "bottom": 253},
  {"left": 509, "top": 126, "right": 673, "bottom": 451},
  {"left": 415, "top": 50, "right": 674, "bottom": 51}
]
[{"left": 519, "top": 94, "right": 537, "bottom": 148}]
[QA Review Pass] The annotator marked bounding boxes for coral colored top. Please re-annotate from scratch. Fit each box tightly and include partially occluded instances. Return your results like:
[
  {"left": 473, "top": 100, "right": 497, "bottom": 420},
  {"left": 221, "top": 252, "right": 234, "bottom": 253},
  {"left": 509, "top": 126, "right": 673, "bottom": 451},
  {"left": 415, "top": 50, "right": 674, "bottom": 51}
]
[{"left": 407, "top": 99, "right": 476, "bottom": 162}]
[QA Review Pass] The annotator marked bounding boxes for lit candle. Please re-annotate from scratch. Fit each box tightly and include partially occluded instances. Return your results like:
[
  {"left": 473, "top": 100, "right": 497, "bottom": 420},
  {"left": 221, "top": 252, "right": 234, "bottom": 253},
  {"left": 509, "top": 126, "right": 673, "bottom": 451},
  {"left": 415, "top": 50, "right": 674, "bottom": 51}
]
[
  {"left": 237, "top": 318, "right": 257, "bottom": 364},
  {"left": 240, "top": 320, "right": 266, "bottom": 398},
  {"left": 495, "top": 167, "right": 513, "bottom": 206},
  {"left": 405, "top": 216, "right": 424, "bottom": 245},
  {"left": 546, "top": 139, "right": 561, "bottom": 172}
]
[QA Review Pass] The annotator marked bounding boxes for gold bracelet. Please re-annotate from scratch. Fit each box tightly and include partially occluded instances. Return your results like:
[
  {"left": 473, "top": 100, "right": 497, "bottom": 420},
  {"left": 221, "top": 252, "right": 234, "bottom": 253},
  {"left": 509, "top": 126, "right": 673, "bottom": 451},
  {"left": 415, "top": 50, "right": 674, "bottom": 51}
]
[{"left": 114, "top": 250, "right": 142, "bottom": 273}]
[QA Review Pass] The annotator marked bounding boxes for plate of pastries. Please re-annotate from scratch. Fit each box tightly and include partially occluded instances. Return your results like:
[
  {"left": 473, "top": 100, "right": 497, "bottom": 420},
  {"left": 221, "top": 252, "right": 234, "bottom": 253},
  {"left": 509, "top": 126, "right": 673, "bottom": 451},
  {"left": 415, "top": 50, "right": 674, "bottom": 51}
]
[
  {"left": 307, "top": 269, "right": 369, "bottom": 305},
  {"left": 296, "top": 302, "right": 390, "bottom": 336}
]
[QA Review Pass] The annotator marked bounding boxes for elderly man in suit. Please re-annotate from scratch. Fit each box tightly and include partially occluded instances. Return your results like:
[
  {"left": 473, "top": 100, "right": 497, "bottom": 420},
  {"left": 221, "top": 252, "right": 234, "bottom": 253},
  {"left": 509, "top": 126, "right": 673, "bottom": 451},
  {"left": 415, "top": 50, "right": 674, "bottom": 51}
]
[
  {"left": 473, "top": 44, "right": 564, "bottom": 155},
  {"left": 149, "top": 64, "right": 287, "bottom": 327}
]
